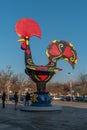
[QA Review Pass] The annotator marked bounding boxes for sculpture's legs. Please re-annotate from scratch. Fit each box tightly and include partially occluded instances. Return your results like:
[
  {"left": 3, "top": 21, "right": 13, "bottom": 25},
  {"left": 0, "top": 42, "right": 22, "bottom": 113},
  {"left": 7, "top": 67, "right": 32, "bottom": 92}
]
[{"left": 36, "top": 82, "right": 46, "bottom": 92}]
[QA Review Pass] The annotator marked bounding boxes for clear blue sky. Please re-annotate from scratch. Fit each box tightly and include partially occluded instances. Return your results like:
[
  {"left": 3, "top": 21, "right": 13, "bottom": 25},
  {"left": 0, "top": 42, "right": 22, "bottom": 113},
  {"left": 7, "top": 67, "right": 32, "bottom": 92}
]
[{"left": 0, "top": 0, "right": 86, "bottom": 83}]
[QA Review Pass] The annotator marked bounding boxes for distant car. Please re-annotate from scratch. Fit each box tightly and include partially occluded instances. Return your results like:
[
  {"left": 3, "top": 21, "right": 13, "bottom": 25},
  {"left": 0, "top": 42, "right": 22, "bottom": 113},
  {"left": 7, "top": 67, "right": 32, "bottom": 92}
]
[
  {"left": 65, "top": 96, "right": 71, "bottom": 101},
  {"left": 20, "top": 95, "right": 25, "bottom": 101},
  {"left": 60, "top": 96, "right": 66, "bottom": 101},
  {"left": 75, "top": 96, "right": 84, "bottom": 102},
  {"left": 83, "top": 97, "right": 87, "bottom": 102},
  {"left": 52, "top": 96, "right": 61, "bottom": 100},
  {"left": 9, "top": 94, "right": 14, "bottom": 101}
]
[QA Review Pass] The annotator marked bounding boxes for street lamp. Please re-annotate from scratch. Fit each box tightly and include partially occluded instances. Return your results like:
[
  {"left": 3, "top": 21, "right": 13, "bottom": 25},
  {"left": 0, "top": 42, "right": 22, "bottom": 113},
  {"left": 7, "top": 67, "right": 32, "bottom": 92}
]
[{"left": 68, "top": 72, "right": 73, "bottom": 101}]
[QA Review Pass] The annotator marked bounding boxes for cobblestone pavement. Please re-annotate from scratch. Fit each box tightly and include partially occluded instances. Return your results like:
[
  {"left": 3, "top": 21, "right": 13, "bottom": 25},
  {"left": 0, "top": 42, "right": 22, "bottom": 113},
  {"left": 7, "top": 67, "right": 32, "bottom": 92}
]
[{"left": 0, "top": 101, "right": 87, "bottom": 130}]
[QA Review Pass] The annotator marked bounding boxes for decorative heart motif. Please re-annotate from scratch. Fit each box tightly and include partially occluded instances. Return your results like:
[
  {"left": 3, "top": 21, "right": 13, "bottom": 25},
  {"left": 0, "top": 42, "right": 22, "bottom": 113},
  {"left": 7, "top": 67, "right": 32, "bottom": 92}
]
[
  {"left": 38, "top": 75, "right": 49, "bottom": 81},
  {"left": 63, "top": 46, "right": 73, "bottom": 57},
  {"left": 49, "top": 45, "right": 61, "bottom": 56}
]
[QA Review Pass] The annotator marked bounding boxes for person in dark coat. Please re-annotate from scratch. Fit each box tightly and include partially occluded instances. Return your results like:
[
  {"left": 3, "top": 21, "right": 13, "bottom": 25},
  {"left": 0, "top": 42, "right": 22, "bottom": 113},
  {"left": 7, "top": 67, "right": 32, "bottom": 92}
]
[
  {"left": 25, "top": 92, "right": 30, "bottom": 106},
  {"left": 14, "top": 92, "right": 18, "bottom": 110},
  {"left": 2, "top": 91, "right": 6, "bottom": 108}
]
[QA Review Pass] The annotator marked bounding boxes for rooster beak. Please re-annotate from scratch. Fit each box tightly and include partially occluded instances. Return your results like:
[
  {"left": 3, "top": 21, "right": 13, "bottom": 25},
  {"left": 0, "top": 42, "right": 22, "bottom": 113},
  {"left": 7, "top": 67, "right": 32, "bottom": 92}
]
[
  {"left": 17, "top": 38, "right": 25, "bottom": 42},
  {"left": 17, "top": 36, "right": 29, "bottom": 45}
]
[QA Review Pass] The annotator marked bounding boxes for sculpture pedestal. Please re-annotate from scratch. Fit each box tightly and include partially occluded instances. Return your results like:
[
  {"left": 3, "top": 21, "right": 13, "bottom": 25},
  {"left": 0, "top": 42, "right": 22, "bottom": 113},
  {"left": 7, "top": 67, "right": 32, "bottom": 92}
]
[
  {"left": 19, "top": 104, "right": 62, "bottom": 112},
  {"left": 31, "top": 92, "right": 51, "bottom": 106},
  {"left": 19, "top": 92, "right": 62, "bottom": 112}
]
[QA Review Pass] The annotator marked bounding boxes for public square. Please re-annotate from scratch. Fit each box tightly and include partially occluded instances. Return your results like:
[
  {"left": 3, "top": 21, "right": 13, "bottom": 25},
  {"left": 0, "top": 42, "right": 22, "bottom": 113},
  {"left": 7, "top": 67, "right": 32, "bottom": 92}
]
[{"left": 0, "top": 101, "right": 87, "bottom": 130}]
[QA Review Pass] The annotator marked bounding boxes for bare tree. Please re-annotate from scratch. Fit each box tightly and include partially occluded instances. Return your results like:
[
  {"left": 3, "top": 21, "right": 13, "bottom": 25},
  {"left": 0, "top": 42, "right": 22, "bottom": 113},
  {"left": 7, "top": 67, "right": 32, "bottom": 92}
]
[
  {"left": 74, "top": 73, "right": 87, "bottom": 96},
  {"left": 79, "top": 73, "right": 87, "bottom": 84}
]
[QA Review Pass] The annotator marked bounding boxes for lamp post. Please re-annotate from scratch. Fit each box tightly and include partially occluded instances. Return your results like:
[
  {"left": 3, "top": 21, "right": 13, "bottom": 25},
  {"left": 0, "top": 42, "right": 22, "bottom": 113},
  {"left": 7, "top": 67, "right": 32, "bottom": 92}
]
[{"left": 68, "top": 72, "right": 73, "bottom": 101}]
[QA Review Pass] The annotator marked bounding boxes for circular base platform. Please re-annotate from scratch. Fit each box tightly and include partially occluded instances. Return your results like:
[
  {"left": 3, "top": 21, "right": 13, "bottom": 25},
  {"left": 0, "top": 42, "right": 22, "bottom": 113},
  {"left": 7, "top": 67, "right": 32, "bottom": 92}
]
[{"left": 19, "top": 104, "right": 62, "bottom": 112}]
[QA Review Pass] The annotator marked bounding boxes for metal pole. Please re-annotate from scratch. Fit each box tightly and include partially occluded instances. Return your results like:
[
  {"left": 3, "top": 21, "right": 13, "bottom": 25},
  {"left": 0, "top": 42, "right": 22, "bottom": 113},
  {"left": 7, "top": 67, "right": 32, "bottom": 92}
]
[
  {"left": 69, "top": 79, "right": 73, "bottom": 101},
  {"left": 68, "top": 72, "right": 73, "bottom": 101}
]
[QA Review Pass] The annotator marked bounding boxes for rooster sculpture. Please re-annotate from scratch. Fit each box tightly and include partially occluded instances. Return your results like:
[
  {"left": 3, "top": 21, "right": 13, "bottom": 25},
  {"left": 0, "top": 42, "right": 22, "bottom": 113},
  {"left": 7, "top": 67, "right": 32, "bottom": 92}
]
[{"left": 15, "top": 18, "right": 77, "bottom": 106}]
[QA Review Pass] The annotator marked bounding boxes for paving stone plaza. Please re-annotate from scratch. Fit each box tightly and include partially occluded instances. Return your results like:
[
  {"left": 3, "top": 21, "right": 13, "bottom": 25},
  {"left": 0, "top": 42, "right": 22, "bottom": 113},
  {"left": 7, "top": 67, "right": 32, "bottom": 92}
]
[{"left": 0, "top": 101, "right": 87, "bottom": 130}]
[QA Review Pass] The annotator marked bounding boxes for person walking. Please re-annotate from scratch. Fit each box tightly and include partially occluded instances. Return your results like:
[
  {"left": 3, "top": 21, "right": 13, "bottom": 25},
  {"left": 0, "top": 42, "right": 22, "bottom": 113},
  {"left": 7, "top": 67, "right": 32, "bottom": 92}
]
[
  {"left": 2, "top": 91, "right": 6, "bottom": 108},
  {"left": 14, "top": 92, "right": 18, "bottom": 110},
  {"left": 25, "top": 92, "right": 30, "bottom": 106}
]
